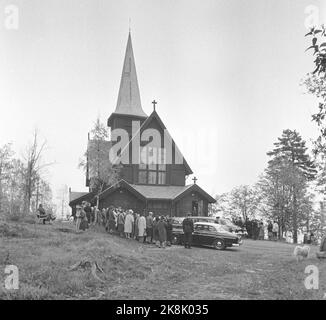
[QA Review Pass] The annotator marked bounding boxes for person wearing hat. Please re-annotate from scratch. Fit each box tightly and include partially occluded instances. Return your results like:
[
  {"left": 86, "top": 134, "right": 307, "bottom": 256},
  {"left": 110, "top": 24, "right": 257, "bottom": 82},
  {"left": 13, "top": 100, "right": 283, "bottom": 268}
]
[
  {"left": 124, "top": 209, "right": 134, "bottom": 239},
  {"left": 153, "top": 216, "right": 160, "bottom": 246},
  {"left": 117, "top": 208, "right": 125, "bottom": 237},
  {"left": 316, "top": 227, "right": 326, "bottom": 259},
  {"left": 106, "top": 206, "right": 116, "bottom": 233},
  {"left": 145, "top": 212, "right": 154, "bottom": 243},
  {"left": 165, "top": 215, "right": 173, "bottom": 246},
  {"left": 182, "top": 213, "right": 194, "bottom": 249},
  {"left": 138, "top": 212, "right": 147, "bottom": 243},
  {"left": 76, "top": 205, "right": 88, "bottom": 232},
  {"left": 134, "top": 213, "right": 140, "bottom": 240},
  {"left": 83, "top": 202, "right": 92, "bottom": 224},
  {"left": 157, "top": 215, "right": 167, "bottom": 248}
]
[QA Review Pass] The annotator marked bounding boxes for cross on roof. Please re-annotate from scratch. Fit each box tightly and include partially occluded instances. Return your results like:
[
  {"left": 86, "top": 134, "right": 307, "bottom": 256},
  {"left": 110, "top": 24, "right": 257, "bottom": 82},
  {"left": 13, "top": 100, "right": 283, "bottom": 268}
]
[
  {"left": 152, "top": 100, "right": 157, "bottom": 111},
  {"left": 192, "top": 176, "right": 197, "bottom": 184}
]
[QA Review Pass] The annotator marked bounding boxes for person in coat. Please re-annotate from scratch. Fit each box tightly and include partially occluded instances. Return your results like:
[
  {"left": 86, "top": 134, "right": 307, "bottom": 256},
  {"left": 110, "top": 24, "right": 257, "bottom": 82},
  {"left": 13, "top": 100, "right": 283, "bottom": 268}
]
[
  {"left": 124, "top": 209, "right": 134, "bottom": 239},
  {"left": 182, "top": 213, "right": 194, "bottom": 249},
  {"left": 106, "top": 206, "right": 116, "bottom": 233},
  {"left": 75, "top": 205, "right": 82, "bottom": 232},
  {"left": 83, "top": 202, "right": 92, "bottom": 224},
  {"left": 117, "top": 209, "right": 125, "bottom": 237},
  {"left": 316, "top": 228, "right": 326, "bottom": 259},
  {"left": 153, "top": 217, "right": 159, "bottom": 246},
  {"left": 267, "top": 221, "right": 273, "bottom": 240},
  {"left": 157, "top": 216, "right": 167, "bottom": 248},
  {"left": 165, "top": 216, "right": 173, "bottom": 246},
  {"left": 258, "top": 221, "right": 264, "bottom": 240},
  {"left": 145, "top": 212, "right": 154, "bottom": 243},
  {"left": 37, "top": 204, "right": 49, "bottom": 224},
  {"left": 134, "top": 213, "right": 140, "bottom": 240},
  {"left": 138, "top": 212, "right": 147, "bottom": 243},
  {"left": 76, "top": 205, "right": 88, "bottom": 232},
  {"left": 272, "top": 220, "right": 279, "bottom": 241}
]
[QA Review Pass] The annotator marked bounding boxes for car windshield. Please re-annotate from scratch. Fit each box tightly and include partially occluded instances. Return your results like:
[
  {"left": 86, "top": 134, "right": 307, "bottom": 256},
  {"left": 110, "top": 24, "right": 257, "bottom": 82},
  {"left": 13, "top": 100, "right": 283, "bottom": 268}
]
[
  {"left": 215, "top": 224, "right": 229, "bottom": 232},
  {"left": 194, "top": 224, "right": 226, "bottom": 232}
]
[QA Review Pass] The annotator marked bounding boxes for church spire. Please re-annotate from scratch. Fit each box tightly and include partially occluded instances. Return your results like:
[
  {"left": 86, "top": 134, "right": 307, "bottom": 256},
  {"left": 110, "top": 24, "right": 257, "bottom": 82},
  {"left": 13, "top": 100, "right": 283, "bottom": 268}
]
[{"left": 114, "top": 32, "right": 146, "bottom": 117}]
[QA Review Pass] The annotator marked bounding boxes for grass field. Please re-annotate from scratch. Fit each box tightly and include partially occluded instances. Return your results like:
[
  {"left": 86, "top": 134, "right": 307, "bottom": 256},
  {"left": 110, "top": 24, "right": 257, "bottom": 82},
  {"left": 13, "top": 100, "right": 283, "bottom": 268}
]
[{"left": 0, "top": 219, "right": 325, "bottom": 300}]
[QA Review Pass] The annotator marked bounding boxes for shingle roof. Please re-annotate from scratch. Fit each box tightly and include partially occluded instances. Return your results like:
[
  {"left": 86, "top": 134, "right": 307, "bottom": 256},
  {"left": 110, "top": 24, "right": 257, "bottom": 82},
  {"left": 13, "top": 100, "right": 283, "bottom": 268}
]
[
  {"left": 69, "top": 191, "right": 89, "bottom": 203},
  {"left": 98, "top": 180, "right": 216, "bottom": 203},
  {"left": 129, "top": 184, "right": 192, "bottom": 200},
  {"left": 69, "top": 191, "right": 95, "bottom": 206}
]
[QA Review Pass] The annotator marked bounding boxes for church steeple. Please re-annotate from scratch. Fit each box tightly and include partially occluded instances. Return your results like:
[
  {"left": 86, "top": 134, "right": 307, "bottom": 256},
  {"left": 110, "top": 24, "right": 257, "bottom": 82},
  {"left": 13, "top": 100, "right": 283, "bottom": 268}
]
[{"left": 113, "top": 32, "right": 146, "bottom": 118}]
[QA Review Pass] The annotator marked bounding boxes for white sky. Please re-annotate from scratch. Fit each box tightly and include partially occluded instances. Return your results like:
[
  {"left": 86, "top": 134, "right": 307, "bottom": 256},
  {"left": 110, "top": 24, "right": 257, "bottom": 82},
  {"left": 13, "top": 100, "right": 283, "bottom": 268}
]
[{"left": 0, "top": 0, "right": 325, "bottom": 204}]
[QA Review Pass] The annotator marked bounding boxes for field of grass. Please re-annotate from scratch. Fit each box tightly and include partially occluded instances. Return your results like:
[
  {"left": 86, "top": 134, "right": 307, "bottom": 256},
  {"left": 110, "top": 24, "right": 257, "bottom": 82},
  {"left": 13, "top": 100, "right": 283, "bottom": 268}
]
[{"left": 0, "top": 219, "right": 325, "bottom": 300}]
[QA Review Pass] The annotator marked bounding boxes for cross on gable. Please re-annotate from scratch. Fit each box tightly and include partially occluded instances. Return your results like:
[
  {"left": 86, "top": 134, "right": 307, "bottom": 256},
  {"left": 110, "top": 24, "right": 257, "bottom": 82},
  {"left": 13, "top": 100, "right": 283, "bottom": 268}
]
[
  {"left": 192, "top": 176, "right": 197, "bottom": 184},
  {"left": 152, "top": 100, "right": 157, "bottom": 111}
]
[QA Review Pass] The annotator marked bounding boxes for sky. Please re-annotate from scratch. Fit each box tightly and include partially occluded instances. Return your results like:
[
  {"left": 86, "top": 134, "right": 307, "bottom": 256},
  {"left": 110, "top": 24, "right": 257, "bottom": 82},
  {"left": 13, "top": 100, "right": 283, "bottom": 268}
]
[{"left": 1, "top": 0, "right": 326, "bottom": 209}]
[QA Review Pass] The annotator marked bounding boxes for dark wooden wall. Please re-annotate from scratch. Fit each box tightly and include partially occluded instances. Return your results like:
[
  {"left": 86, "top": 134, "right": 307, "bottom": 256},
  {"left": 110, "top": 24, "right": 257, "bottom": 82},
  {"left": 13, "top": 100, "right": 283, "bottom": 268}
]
[
  {"left": 99, "top": 188, "right": 145, "bottom": 213},
  {"left": 146, "top": 200, "right": 172, "bottom": 216},
  {"left": 99, "top": 188, "right": 209, "bottom": 218},
  {"left": 110, "top": 114, "right": 187, "bottom": 186}
]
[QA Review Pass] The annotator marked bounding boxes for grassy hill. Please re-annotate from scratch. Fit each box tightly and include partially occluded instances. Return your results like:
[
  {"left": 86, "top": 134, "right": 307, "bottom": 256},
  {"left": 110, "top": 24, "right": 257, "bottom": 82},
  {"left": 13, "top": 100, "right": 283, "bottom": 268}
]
[{"left": 0, "top": 219, "right": 325, "bottom": 300}]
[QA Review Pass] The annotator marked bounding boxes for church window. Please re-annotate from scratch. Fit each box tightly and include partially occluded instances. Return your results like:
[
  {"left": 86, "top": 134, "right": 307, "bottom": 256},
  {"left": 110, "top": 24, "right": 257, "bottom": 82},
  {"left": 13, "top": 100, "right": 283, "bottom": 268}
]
[
  {"left": 139, "top": 162, "right": 146, "bottom": 170},
  {"left": 149, "top": 163, "right": 156, "bottom": 170},
  {"left": 158, "top": 171, "right": 166, "bottom": 184},
  {"left": 148, "top": 171, "right": 157, "bottom": 184},
  {"left": 138, "top": 147, "right": 167, "bottom": 185},
  {"left": 138, "top": 171, "right": 147, "bottom": 184}
]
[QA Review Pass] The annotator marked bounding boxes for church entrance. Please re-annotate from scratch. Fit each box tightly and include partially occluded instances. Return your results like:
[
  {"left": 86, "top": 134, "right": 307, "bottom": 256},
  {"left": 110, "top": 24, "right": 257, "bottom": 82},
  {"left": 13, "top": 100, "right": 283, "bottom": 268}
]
[{"left": 192, "top": 200, "right": 203, "bottom": 215}]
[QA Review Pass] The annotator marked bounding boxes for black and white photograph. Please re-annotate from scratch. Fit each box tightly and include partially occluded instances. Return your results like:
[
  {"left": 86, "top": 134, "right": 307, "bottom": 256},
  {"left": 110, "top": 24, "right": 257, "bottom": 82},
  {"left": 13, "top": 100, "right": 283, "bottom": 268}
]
[{"left": 1, "top": 0, "right": 326, "bottom": 305}]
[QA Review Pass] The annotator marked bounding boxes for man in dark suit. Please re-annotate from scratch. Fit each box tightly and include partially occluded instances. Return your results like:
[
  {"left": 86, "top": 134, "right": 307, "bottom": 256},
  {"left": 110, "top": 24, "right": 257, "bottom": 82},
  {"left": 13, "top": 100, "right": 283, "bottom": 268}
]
[
  {"left": 182, "top": 213, "right": 194, "bottom": 249},
  {"left": 83, "top": 202, "right": 92, "bottom": 224}
]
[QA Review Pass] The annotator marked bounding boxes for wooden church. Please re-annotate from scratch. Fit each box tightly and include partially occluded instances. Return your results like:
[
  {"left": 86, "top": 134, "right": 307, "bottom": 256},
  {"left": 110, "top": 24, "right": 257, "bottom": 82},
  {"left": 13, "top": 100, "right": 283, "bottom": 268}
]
[{"left": 69, "top": 32, "right": 216, "bottom": 216}]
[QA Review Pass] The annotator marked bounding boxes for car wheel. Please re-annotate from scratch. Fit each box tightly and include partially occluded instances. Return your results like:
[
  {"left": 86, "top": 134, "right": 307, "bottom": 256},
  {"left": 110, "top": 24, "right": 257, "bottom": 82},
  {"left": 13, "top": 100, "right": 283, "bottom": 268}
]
[{"left": 213, "top": 239, "right": 226, "bottom": 250}]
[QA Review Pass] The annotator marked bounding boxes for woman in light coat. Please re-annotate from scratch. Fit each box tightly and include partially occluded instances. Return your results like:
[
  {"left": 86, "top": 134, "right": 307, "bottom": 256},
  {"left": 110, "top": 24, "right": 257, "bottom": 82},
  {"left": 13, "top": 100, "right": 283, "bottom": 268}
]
[
  {"left": 138, "top": 213, "right": 146, "bottom": 243},
  {"left": 124, "top": 210, "right": 134, "bottom": 239}
]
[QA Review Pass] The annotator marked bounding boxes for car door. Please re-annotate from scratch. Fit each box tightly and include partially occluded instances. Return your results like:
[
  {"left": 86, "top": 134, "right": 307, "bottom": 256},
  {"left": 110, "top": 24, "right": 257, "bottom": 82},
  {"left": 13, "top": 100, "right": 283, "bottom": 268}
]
[
  {"left": 199, "top": 225, "right": 214, "bottom": 246},
  {"left": 207, "top": 225, "right": 219, "bottom": 245},
  {"left": 192, "top": 224, "right": 203, "bottom": 245},
  {"left": 192, "top": 225, "right": 210, "bottom": 246}
]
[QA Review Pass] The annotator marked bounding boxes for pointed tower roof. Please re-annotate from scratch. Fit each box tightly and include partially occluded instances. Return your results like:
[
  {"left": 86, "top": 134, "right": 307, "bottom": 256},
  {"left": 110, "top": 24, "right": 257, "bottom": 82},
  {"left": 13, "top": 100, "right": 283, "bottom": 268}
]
[{"left": 113, "top": 32, "right": 147, "bottom": 118}]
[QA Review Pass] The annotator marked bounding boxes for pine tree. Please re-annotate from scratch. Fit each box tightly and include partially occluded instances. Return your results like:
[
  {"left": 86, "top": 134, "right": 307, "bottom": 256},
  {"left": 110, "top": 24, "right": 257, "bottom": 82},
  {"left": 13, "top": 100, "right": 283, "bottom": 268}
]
[{"left": 266, "top": 130, "right": 316, "bottom": 243}]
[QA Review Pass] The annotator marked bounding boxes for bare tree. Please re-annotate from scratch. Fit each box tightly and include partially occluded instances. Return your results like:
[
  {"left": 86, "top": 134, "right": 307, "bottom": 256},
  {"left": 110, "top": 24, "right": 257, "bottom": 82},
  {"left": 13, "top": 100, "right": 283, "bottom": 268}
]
[
  {"left": 0, "top": 143, "right": 14, "bottom": 214},
  {"left": 22, "top": 129, "right": 53, "bottom": 214}
]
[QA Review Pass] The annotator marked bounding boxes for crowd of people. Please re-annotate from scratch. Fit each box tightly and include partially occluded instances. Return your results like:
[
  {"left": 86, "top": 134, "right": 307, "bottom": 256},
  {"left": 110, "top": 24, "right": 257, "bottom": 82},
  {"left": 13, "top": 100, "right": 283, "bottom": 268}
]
[
  {"left": 234, "top": 218, "right": 280, "bottom": 241},
  {"left": 236, "top": 217, "right": 323, "bottom": 245},
  {"left": 74, "top": 202, "right": 176, "bottom": 249}
]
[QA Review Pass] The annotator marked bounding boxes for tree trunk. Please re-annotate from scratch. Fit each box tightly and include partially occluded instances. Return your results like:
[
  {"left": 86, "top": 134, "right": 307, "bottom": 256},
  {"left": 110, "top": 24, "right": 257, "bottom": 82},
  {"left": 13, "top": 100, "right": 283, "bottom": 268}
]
[
  {"left": 0, "top": 179, "right": 2, "bottom": 214},
  {"left": 292, "top": 188, "right": 298, "bottom": 244},
  {"left": 0, "top": 166, "right": 2, "bottom": 214}
]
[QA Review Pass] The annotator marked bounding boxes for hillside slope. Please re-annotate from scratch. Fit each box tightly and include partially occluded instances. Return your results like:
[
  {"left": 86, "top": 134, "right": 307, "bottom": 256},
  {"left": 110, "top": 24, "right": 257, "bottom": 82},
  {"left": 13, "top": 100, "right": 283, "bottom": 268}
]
[{"left": 0, "top": 220, "right": 325, "bottom": 300}]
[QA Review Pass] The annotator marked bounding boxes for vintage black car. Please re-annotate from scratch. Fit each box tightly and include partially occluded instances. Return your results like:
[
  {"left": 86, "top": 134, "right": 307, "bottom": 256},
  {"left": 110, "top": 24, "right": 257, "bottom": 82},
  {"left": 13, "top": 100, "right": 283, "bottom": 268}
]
[
  {"left": 172, "top": 222, "right": 243, "bottom": 250},
  {"left": 171, "top": 216, "right": 248, "bottom": 238}
]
